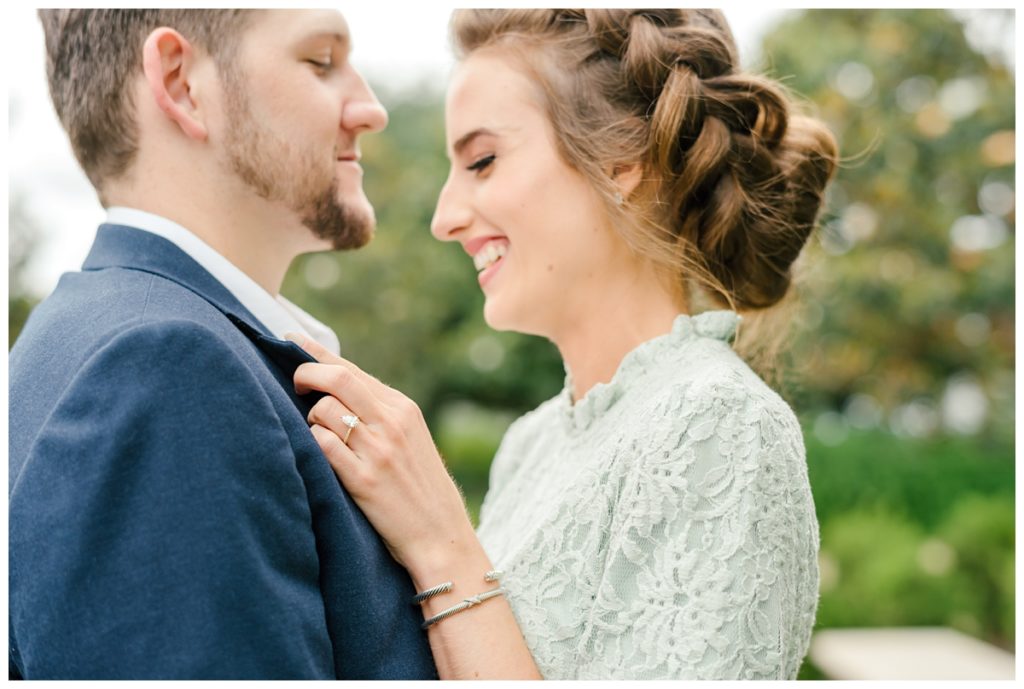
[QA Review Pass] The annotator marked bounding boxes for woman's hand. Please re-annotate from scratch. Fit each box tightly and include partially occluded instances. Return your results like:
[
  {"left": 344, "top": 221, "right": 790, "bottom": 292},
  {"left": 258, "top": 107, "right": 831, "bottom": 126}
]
[
  {"left": 288, "top": 334, "right": 478, "bottom": 576},
  {"left": 288, "top": 335, "right": 542, "bottom": 679}
]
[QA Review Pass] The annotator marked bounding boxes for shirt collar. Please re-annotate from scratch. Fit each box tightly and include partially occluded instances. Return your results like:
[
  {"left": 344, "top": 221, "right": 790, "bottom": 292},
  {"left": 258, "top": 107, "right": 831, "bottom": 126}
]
[{"left": 105, "top": 206, "right": 340, "bottom": 355}]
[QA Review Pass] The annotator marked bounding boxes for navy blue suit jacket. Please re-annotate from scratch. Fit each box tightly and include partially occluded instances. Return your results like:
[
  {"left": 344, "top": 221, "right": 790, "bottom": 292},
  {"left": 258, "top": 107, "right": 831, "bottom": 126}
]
[{"left": 8, "top": 225, "right": 438, "bottom": 679}]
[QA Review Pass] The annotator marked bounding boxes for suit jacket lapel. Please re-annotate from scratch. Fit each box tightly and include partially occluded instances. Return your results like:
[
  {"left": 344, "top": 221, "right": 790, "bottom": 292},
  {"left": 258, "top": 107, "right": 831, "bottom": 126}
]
[
  {"left": 84, "top": 223, "right": 326, "bottom": 413},
  {"left": 225, "top": 313, "right": 327, "bottom": 414}
]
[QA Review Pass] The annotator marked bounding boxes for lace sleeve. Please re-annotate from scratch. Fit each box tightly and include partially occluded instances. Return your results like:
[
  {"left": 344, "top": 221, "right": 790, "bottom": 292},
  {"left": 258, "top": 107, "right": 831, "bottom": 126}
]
[
  {"left": 575, "top": 380, "right": 819, "bottom": 680},
  {"left": 478, "top": 404, "right": 545, "bottom": 525}
]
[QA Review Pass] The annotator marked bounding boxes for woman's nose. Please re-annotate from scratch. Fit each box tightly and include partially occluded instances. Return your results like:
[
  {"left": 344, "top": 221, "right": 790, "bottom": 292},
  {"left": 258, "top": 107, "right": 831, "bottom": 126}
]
[{"left": 430, "top": 176, "right": 472, "bottom": 242}]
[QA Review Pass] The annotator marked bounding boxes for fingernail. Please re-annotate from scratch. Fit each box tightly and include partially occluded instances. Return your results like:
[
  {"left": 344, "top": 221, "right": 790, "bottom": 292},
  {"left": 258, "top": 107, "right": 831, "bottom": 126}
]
[{"left": 284, "top": 332, "right": 306, "bottom": 347}]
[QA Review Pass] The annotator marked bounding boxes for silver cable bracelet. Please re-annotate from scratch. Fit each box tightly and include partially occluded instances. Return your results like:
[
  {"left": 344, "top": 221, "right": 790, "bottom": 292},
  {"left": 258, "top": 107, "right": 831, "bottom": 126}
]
[
  {"left": 411, "top": 581, "right": 453, "bottom": 605},
  {"left": 420, "top": 586, "right": 506, "bottom": 630},
  {"left": 412, "top": 570, "right": 503, "bottom": 606}
]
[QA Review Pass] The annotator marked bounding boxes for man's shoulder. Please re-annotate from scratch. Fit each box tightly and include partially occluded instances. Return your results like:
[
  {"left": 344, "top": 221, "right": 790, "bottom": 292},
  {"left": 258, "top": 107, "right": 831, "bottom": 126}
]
[
  {"left": 16, "top": 268, "right": 206, "bottom": 359},
  {"left": 14, "top": 264, "right": 250, "bottom": 370},
  {"left": 10, "top": 314, "right": 289, "bottom": 486},
  {"left": 10, "top": 277, "right": 274, "bottom": 464},
  {"left": 93, "top": 316, "right": 254, "bottom": 368},
  {"left": 38, "top": 263, "right": 225, "bottom": 325},
  {"left": 17, "top": 317, "right": 268, "bottom": 430}
]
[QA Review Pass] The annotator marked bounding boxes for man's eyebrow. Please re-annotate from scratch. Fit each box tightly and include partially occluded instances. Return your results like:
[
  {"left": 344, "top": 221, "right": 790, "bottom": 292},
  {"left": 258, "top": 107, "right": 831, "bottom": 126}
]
[
  {"left": 308, "top": 30, "right": 351, "bottom": 52},
  {"left": 452, "top": 128, "right": 498, "bottom": 157}
]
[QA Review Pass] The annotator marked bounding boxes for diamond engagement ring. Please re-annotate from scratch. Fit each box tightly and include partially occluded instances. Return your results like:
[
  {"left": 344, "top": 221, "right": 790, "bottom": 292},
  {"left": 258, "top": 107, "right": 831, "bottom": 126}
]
[{"left": 341, "top": 414, "right": 360, "bottom": 444}]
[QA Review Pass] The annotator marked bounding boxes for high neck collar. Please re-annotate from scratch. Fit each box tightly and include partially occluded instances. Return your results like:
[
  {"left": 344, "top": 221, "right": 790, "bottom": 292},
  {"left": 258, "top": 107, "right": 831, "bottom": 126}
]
[{"left": 558, "top": 310, "right": 741, "bottom": 433}]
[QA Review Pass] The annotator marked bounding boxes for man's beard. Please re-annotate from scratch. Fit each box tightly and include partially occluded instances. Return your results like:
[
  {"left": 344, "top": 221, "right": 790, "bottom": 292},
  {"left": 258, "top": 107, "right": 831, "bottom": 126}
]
[{"left": 220, "top": 75, "right": 373, "bottom": 251}]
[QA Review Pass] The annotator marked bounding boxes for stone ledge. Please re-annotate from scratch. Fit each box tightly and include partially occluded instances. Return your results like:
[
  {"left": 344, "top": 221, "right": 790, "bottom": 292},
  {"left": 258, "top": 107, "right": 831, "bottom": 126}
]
[{"left": 809, "top": 626, "right": 1015, "bottom": 680}]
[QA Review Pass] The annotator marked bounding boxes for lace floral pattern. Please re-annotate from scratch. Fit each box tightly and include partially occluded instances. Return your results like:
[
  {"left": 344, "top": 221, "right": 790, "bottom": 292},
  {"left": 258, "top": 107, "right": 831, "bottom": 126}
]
[{"left": 476, "top": 311, "right": 819, "bottom": 679}]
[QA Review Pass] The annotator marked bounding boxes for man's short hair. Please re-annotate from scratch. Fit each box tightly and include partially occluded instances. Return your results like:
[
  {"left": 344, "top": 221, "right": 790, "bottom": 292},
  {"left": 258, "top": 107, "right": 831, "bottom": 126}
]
[{"left": 38, "top": 10, "right": 257, "bottom": 200}]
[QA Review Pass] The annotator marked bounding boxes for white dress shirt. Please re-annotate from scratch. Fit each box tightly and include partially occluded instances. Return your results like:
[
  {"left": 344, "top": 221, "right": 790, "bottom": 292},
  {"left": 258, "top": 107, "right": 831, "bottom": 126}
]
[{"left": 105, "top": 206, "right": 341, "bottom": 355}]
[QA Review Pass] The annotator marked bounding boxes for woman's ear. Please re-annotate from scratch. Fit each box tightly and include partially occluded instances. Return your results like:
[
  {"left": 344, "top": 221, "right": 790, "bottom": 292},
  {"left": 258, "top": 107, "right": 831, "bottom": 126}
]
[
  {"left": 141, "top": 27, "right": 208, "bottom": 141},
  {"left": 611, "top": 162, "right": 643, "bottom": 201}
]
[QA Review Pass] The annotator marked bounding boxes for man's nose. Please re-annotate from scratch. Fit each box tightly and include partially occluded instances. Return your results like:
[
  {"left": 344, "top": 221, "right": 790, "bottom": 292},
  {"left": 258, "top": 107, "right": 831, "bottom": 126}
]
[{"left": 342, "top": 69, "right": 388, "bottom": 134}]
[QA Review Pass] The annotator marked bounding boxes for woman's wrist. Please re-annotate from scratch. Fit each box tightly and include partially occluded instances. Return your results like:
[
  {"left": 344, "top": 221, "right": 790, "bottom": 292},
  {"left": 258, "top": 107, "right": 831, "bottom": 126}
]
[{"left": 406, "top": 524, "right": 493, "bottom": 598}]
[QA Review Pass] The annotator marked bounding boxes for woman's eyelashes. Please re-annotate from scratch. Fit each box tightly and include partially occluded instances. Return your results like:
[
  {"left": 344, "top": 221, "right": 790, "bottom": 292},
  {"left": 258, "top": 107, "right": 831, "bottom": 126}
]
[{"left": 467, "top": 154, "right": 495, "bottom": 174}]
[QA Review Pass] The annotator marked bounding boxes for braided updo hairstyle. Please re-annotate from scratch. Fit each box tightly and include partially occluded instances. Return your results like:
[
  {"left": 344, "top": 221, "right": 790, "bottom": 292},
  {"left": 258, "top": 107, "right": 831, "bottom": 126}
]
[{"left": 451, "top": 9, "right": 838, "bottom": 365}]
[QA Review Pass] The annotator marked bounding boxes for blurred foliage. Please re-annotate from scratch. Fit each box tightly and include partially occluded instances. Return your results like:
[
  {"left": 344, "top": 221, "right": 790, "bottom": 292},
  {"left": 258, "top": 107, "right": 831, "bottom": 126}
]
[
  {"left": 815, "top": 493, "right": 1014, "bottom": 648},
  {"left": 804, "top": 426, "right": 1013, "bottom": 531},
  {"left": 806, "top": 430, "right": 1014, "bottom": 648},
  {"left": 9, "top": 195, "right": 41, "bottom": 348},
  {"left": 764, "top": 9, "right": 1015, "bottom": 439},
  {"left": 8, "top": 8, "right": 1014, "bottom": 671},
  {"left": 757, "top": 9, "right": 1016, "bottom": 664}
]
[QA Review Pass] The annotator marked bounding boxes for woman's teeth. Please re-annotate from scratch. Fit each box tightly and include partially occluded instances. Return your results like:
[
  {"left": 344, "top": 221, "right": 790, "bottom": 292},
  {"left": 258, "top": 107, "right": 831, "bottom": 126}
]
[{"left": 473, "top": 243, "right": 508, "bottom": 272}]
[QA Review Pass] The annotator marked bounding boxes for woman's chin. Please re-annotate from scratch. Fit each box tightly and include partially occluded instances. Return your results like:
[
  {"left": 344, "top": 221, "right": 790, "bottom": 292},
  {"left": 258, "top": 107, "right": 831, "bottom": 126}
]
[
  {"left": 482, "top": 298, "right": 523, "bottom": 333},
  {"left": 482, "top": 299, "right": 507, "bottom": 331},
  {"left": 483, "top": 299, "right": 545, "bottom": 337}
]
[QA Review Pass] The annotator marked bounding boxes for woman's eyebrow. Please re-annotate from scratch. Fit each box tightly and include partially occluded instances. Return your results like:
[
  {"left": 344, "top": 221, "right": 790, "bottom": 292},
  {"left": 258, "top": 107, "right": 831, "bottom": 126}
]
[{"left": 451, "top": 128, "right": 498, "bottom": 157}]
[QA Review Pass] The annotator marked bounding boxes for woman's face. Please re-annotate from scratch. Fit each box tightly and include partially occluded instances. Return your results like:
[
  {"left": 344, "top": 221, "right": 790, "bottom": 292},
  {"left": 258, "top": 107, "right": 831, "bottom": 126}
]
[{"left": 431, "top": 52, "right": 629, "bottom": 338}]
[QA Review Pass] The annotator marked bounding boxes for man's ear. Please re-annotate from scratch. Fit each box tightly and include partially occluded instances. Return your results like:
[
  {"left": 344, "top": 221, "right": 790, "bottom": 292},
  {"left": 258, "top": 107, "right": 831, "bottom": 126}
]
[
  {"left": 142, "top": 27, "right": 208, "bottom": 141},
  {"left": 611, "top": 162, "right": 644, "bottom": 201}
]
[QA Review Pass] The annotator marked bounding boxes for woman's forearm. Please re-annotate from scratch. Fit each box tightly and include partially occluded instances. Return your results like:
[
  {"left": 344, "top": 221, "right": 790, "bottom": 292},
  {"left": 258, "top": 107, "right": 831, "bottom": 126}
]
[{"left": 407, "top": 528, "right": 542, "bottom": 680}]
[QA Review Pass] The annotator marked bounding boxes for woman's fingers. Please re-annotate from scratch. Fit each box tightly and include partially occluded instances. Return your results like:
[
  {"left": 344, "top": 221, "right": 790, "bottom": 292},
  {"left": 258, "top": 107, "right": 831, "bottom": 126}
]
[
  {"left": 287, "top": 332, "right": 401, "bottom": 404},
  {"left": 284, "top": 332, "right": 344, "bottom": 365},
  {"left": 309, "top": 423, "right": 366, "bottom": 489},
  {"left": 308, "top": 395, "right": 366, "bottom": 452},
  {"left": 294, "top": 362, "right": 380, "bottom": 421}
]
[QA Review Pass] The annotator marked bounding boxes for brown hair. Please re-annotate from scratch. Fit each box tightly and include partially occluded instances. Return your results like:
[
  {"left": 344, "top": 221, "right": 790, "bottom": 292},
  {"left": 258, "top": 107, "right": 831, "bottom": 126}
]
[
  {"left": 451, "top": 9, "right": 838, "bottom": 373},
  {"left": 38, "top": 9, "right": 258, "bottom": 201}
]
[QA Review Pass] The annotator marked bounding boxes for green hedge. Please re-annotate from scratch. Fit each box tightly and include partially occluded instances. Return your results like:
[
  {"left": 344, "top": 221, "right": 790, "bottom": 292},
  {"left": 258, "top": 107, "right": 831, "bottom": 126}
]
[{"left": 804, "top": 427, "right": 1014, "bottom": 529}]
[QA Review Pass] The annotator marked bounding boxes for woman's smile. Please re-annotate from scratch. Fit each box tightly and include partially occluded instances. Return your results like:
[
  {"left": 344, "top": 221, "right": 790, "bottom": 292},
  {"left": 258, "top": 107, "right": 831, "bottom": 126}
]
[{"left": 473, "top": 241, "right": 509, "bottom": 287}]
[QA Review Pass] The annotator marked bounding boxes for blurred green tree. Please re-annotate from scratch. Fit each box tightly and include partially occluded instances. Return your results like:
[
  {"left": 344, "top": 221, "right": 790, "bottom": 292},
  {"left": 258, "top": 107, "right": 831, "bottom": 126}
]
[
  {"left": 762, "top": 9, "right": 1015, "bottom": 441},
  {"left": 9, "top": 195, "right": 42, "bottom": 349},
  {"left": 9, "top": 95, "right": 43, "bottom": 348},
  {"left": 761, "top": 9, "right": 1015, "bottom": 661}
]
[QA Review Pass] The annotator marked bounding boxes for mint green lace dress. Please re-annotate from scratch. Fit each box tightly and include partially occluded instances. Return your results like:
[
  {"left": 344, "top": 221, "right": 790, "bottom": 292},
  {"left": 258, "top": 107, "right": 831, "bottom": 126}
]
[{"left": 475, "top": 311, "right": 819, "bottom": 680}]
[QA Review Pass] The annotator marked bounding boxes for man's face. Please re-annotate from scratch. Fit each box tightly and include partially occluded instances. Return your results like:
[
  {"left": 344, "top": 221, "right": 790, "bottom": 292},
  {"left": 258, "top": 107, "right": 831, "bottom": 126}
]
[{"left": 219, "top": 10, "right": 388, "bottom": 250}]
